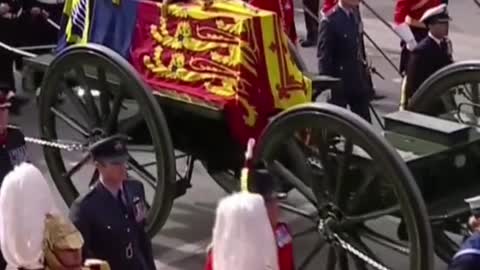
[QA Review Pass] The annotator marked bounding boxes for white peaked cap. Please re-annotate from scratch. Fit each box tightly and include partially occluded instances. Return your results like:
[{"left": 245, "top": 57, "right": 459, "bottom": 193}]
[
  {"left": 420, "top": 4, "right": 449, "bottom": 23},
  {"left": 466, "top": 195, "right": 480, "bottom": 210}
]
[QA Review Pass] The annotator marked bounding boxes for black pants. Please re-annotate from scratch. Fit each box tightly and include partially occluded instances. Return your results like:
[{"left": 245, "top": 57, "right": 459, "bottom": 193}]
[
  {"left": 330, "top": 91, "right": 372, "bottom": 123},
  {"left": 399, "top": 26, "right": 428, "bottom": 74},
  {"left": 302, "top": 0, "right": 319, "bottom": 40}
]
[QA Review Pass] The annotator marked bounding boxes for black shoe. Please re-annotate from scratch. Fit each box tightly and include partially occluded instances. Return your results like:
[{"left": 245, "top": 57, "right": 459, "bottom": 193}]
[{"left": 300, "top": 38, "right": 317, "bottom": 48}]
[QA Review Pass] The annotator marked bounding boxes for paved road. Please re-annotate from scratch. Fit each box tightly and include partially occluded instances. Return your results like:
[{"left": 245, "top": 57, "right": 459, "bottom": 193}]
[{"left": 10, "top": 1, "right": 480, "bottom": 269}]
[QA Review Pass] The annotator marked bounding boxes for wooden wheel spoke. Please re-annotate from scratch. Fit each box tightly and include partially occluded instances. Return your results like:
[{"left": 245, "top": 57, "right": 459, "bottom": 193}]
[
  {"left": 269, "top": 160, "right": 317, "bottom": 206},
  {"left": 292, "top": 226, "right": 317, "bottom": 238},
  {"left": 62, "top": 81, "right": 94, "bottom": 128},
  {"left": 326, "top": 246, "right": 337, "bottom": 270},
  {"left": 51, "top": 107, "right": 89, "bottom": 137},
  {"left": 74, "top": 66, "right": 101, "bottom": 124},
  {"left": 139, "top": 161, "right": 157, "bottom": 168},
  {"left": 440, "top": 90, "right": 457, "bottom": 112},
  {"left": 468, "top": 82, "right": 480, "bottom": 116},
  {"left": 117, "top": 113, "right": 144, "bottom": 135},
  {"left": 298, "top": 238, "right": 326, "bottom": 270},
  {"left": 98, "top": 67, "right": 112, "bottom": 120},
  {"left": 347, "top": 169, "right": 376, "bottom": 213},
  {"left": 359, "top": 226, "right": 410, "bottom": 255},
  {"left": 336, "top": 247, "right": 348, "bottom": 270},
  {"left": 128, "top": 144, "right": 155, "bottom": 153},
  {"left": 342, "top": 205, "right": 401, "bottom": 227},
  {"left": 279, "top": 202, "right": 317, "bottom": 222},
  {"left": 64, "top": 153, "right": 91, "bottom": 178},
  {"left": 128, "top": 155, "right": 156, "bottom": 188},
  {"left": 104, "top": 91, "right": 125, "bottom": 134},
  {"left": 315, "top": 131, "right": 337, "bottom": 192},
  {"left": 334, "top": 139, "right": 353, "bottom": 205}
]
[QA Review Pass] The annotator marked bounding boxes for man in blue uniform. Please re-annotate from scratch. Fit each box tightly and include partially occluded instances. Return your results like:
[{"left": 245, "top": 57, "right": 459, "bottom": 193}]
[
  {"left": 69, "top": 135, "right": 155, "bottom": 270},
  {"left": 402, "top": 4, "right": 453, "bottom": 109},
  {"left": 317, "top": 0, "right": 371, "bottom": 122}
]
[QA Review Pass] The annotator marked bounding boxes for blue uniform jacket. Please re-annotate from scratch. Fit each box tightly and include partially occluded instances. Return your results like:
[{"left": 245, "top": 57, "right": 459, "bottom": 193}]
[
  {"left": 317, "top": 6, "right": 370, "bottom": 98},
  {"left": 449, "top": 233, "right": 480, "bottom": 270},
  {"left": 69, "top": 179, "right": 155, "bottom": 270}
]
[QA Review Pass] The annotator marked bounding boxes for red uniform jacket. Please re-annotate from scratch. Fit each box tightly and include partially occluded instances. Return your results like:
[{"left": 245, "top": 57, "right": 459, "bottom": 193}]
[
  {"left": 204, "top": 223, "right": 294, "bottom": 270},
  {"left": 249, "top": 0, "right": 297, "bottom": 43},
  {"left": 394, "top": 0, "right": 441, "bottom": 27}
]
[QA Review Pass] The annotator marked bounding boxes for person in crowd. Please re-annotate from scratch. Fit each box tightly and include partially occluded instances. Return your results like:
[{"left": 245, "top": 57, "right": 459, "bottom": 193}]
[
  {"left": 317, "top": 0, "right": 371, "bottom": 122},
  {"left": 300, "top": 0, "right": 319, "bottom": 47},
  {"left": 322, "top": 0, "right": 384, "bottom": 101},
  {"left": 69, "top": 135, "right": 155, "bottom": 270},
  {"left": 393, "top": 0, "right": 441, "bottom": 75},
  {"left": 204, "top": 192, "right": 279, "bottom": 270},
  {"left": 401, "top": 4, "right": 453, "bottom": 109},
  {"left": 44, "top": 214, "right": 111, "bottom": 270},
  {"left": 205, "top": 163, "right": 294, "bottom": 270},
  {"left": 0, "top": 88, "right": 27, "bottom": 184},
  {"left": 249, "top": 0, "right": 297, "bottom": 43}
]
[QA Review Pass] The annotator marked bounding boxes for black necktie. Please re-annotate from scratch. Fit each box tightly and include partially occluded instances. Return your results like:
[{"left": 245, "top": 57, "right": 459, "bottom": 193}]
[{"left": 440, "top": 39, "right": 448, "bottom": 53}]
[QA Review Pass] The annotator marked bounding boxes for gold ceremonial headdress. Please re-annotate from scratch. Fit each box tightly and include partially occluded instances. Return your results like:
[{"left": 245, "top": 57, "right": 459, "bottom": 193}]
[
  {"left": 44, "top": 214, "right": 84, "bottom": 251},
  {"left": 43, "top": 215, "right": 111, "bottom": 270}
]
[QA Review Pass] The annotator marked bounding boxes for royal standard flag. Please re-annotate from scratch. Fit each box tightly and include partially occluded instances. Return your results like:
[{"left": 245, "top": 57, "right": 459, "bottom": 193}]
[
  {"left": 56, "top": 0, "right": 92, "bottom": 52},
  {"left": 57, "top": 0, "right": 138, "bottom": 58}
]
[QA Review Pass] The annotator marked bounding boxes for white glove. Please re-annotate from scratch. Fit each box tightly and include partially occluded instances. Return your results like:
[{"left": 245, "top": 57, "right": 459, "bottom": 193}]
[
  {"left": 406, "top": 39, "right": 417, "bottom": 51},
  {"left": 394, "top": 23, "right": 417, "bottom": 51}
]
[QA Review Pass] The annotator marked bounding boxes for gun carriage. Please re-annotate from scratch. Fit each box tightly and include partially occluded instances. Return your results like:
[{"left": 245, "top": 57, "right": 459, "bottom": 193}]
[{"left": 16, "top": 0, "right": 480, "bottom": 269}]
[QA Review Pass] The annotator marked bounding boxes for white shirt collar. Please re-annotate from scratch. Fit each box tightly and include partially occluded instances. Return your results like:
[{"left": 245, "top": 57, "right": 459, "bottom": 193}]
[{"left": 428, "top": 32, "right": 442, "bottom": 45}]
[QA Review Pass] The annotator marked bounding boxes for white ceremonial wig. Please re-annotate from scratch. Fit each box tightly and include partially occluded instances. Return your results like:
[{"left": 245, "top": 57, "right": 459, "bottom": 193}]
[
  {"left": 212, "top": 192, "right": 279, "bottom": 270},
  {"left": 0, "top": 163, "right": 59, "bottom": 270}
]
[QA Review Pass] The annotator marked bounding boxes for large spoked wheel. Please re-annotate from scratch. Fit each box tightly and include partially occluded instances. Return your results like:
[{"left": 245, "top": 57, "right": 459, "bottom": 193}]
[
  {"left": 253, "top": 104, "right": 433, "bottom": 270},
  {"left": 408, "top": 61, "right": 480, "bottom": 117},
  {"left": 408, "top": 61, "right": 480, "bottom": 262},
  {"left": 39, "top": 44, "right": 176, "bottom": 237}
]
